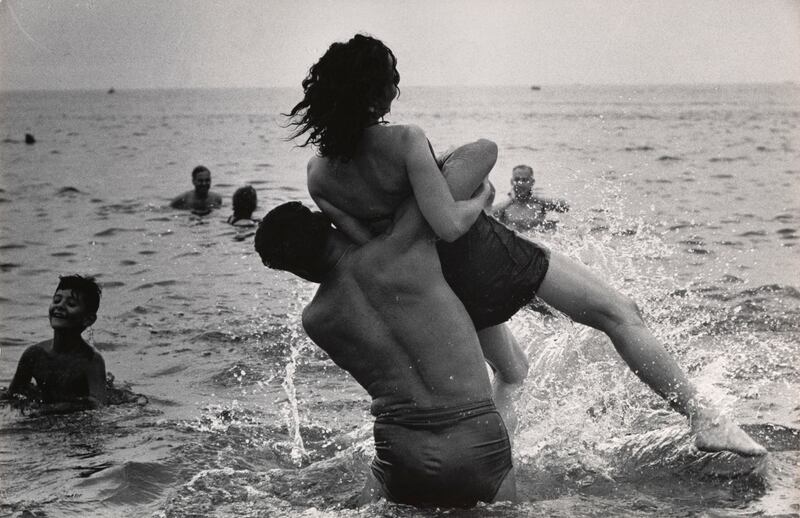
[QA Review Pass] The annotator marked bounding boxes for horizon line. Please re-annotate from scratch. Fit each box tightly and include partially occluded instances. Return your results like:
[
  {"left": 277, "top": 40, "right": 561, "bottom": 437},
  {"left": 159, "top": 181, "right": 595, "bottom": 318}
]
[{"left": 1, "top": 80, "right": 798, "bottom": 94}]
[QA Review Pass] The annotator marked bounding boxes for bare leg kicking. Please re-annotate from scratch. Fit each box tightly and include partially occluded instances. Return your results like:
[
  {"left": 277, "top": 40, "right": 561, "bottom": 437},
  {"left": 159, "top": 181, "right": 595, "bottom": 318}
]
[
  {"left": 437, "top": 141, "right": 767, "bottom": 458},
  {"left": 536, "top": 253, "right": 767, "bottom": 456}
]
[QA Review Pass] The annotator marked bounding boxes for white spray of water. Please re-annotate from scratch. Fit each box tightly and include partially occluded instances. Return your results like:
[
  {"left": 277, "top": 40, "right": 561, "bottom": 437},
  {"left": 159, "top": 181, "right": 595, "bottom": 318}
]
[{"left": 281, "top": 327, "right": 309, "bottom": 466}]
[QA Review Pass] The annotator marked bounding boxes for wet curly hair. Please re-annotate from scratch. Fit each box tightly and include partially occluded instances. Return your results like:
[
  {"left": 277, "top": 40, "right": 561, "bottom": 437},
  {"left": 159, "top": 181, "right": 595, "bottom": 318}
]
[{"left": 286, "top": 34, "right": 400, "bottom": 161}]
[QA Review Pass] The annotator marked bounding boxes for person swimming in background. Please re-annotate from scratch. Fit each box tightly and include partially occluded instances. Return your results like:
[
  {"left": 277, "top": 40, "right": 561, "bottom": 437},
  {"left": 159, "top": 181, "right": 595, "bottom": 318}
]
[
  {"left": 227, "top": 185, "right": 258, "bottom": 227},
  {"left": 492, "top": 164, "right": 569, "bottom": 231},
  {"left": 291, "top": 33, "right": 766, "bottom": 458},
  {"left": 170, "top": 165, "right": 223, "bottom": 215},
  {"left": 2, "top": 274, "right": 107, "bottom": 414}
]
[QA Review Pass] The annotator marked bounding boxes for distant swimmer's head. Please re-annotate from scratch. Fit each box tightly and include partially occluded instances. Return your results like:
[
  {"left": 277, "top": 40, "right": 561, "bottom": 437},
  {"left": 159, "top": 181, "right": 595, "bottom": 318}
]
[
  {"left": 49, "top": 274, "right": 102, "bottom": 331},
  {"left": 191, "top": 165, "right": 212, "bottom": 197},
  {"left": 287, "top": 33, "right": 400, "bottom": 161},
  {"left": 232, "top": 185, "right": 257, "bottom": 220},
  {"left": 255, "top": 202, "right": 333, "bottom": 283},
  {"left": 511, "top": 164, "right": 535, "bottom": 200}
]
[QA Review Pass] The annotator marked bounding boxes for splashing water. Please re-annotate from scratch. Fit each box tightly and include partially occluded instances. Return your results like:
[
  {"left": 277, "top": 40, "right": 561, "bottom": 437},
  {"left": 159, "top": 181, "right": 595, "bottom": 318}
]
[{"left": 281, "top": 329, "right": 309, "bottom": 466}]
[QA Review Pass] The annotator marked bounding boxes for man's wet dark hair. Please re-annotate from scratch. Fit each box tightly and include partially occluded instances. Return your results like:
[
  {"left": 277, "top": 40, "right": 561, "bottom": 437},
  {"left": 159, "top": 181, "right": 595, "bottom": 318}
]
[
  {"left": 254, "top": 202, "right": 333, "bottom": 281},
  {"left": 287, "top": 33, "right": 400, "bottom": 161},
  {"left": 232, "top": 185, "right": 257, "bottom": 218},
  {"left": 191, "top": 165, "right": 210, "bottom": 180},
  {"left": 55, "top": 274, "right": 102, "bottom": 316}
]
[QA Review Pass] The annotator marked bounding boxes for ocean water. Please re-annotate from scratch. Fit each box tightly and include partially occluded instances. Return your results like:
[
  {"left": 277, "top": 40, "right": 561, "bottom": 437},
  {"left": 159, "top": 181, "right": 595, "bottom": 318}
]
[{"left": 0, "top": 84, "right": 798, "bottom": 517}]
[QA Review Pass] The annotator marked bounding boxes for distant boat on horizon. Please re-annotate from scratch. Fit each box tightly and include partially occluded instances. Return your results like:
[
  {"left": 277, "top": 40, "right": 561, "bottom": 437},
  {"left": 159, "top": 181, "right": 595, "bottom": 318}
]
[
  {"left": 107, "top": 87, "right": 115, "bottom": 94},
  {"left": 530, "top": 85, "right": 541, "bottom": 91}
]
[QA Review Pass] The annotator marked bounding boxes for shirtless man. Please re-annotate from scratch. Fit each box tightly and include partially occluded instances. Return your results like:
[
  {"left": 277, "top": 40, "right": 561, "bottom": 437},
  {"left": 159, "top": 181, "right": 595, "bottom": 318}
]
[
  {"left": 4, "top": 275, "right": 106, "bottom": 413},
  {"left": 254, "top": 199, "right": 517, "bottom": 509},
  {"left": 170, "top": 165, "right": 223, "bottom": 214},
  {"left": 492, "top": 164, "right": 569, "bottom": 231}
]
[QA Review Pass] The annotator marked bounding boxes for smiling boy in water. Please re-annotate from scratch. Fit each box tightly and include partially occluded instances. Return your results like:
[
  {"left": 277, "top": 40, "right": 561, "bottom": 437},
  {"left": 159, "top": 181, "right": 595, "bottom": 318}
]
[{"left": 3, "top": 275, "right": 106, "bottom": 412}]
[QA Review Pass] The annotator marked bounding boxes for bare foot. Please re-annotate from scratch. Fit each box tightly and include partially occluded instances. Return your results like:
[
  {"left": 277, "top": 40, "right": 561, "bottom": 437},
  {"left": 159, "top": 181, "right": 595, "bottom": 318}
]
[{"left": 692, "top": 409, "right": 768, "bottom": 457}]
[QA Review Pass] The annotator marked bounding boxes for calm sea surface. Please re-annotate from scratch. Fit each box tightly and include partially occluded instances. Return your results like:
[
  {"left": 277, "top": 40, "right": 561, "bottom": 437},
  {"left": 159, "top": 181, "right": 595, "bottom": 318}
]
[{"left": 0, "top": 85, "right": 798, "bottom": 517}]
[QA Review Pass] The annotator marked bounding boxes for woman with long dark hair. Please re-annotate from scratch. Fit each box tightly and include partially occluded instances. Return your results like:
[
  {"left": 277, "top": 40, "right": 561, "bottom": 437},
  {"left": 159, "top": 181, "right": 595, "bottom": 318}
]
[{"left": 288, "top": 33, "right": 765, "bottom": 485}]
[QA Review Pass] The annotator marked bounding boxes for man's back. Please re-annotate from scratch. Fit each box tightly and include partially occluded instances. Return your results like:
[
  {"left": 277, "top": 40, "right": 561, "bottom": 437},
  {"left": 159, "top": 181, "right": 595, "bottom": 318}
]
[
  {"left": 256, "top": 199, "right": 516, "bottom": 507},
  {"left": 301, "top": 201, "right": 492, "bottom": 415}
]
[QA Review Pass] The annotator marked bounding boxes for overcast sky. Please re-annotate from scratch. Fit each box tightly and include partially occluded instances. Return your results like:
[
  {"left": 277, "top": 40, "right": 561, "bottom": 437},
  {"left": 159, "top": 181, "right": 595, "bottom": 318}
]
[{"left": 1, "top": 0, "right": 798, "bottom": 90}]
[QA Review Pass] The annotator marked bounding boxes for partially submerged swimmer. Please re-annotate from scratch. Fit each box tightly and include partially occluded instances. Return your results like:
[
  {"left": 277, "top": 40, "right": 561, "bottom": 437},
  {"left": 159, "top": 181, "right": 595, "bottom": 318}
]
[
  {"left": 227, "top": 185, "right": 258, "bottom": 227},
  {"left": 170, "top": 165, "right": 223, "bottom": 215},
  {"left": 3, "top": 275, "right": 106, "bottom": 414},
  {"left": 492, "top": 164, "right": 569, "bottom": 231}
]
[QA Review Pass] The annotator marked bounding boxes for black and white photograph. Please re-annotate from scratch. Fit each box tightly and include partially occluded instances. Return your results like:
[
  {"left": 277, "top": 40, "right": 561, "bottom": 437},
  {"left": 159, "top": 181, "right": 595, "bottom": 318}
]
[{"left": 1, "top": 1, "right": 798, "bottom": 516}]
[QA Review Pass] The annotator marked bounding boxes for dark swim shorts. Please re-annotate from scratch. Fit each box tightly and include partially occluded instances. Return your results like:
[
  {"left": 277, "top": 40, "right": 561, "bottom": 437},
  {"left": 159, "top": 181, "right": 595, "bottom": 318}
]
[
  {"left": 371, "top": 400, "right": 512, "bottom": 508},
  {"left": 437, "top": 212, "right": 550, "bottom": 330}
]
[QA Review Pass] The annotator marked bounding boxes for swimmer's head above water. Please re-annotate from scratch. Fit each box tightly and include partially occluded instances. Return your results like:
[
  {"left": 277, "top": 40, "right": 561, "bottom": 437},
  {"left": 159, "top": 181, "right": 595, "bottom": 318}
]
[
  {"left": 191, "top": 165, "right": 212, "bottom": 197},
  {"left": 231, "top": 185, "right": 257, "bottom": 220},
  {"left": 510, "top": 164, "right": 535, "bottom": 200},
  {"left": 287, "top": 33, "right": 400, "bottom": 161},
  {"left": 50, "top": 274, "right": 102, "bottom": 331},
  {"left": 255, "top": 202, "right": 333, "bottom": 282}
]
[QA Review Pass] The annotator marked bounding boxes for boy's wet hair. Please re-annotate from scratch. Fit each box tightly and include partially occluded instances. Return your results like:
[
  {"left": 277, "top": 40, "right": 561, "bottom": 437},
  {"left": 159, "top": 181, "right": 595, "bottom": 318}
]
[
  {"left": 254, "top": 202, "right": 332, "bottom": 279},
  {"left": 55, "top": 274, "right": 102, "bottom": 315},
  {"left": 287, "top": 33, "right": 400, "bottom": 161},
  {"left": 232, "top": 185, "right": 257, "bottom": 218},
  {"left": 191, "top": 165, "right": 210, "bottom": 179}
]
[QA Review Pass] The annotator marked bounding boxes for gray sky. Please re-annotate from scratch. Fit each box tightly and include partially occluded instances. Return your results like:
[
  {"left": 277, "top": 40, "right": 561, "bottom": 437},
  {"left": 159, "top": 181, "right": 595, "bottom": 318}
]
[{"left": 1, "top": 0, "right": 798, "bottom": 90}]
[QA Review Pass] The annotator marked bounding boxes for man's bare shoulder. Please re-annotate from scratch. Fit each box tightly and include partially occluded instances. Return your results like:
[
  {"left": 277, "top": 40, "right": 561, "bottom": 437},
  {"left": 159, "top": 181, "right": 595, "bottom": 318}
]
[
  {"left": 301, "top": 294, "right": 336, "bottom": 344},
  {"left": 170, "top": 191, "right": 192, "bottom": 208}
]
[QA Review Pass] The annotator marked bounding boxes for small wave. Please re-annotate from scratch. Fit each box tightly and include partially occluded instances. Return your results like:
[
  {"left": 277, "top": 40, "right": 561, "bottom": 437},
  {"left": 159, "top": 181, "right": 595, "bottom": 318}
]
[
  {"left": 0, "top": 262, "right": 21, "bottom": 271},
  {"left": 739, "top": 229, "right": 767, "bottom": 237},
  {"left": 623, "top": 145, "right": 654, "bottom": 152},
  {"left": 97, "top": 202, "right": 143, "bottom": 215},
  {"left": 56, "top": 186, "right": 83, "bottom": 195},
  {"left": 94, "top": 227, "right": 139, "bottom": 237},
  {"left": 76, "top": 460, "right": 176, "bottom": 505},
  {"left": 173, "top": 251, "right": 201, "bottom": 258},
  {"left": 709, "top": 156, "right": 747, "bottom": 163},
  {"left": 657, "top": 155, "right": 681, "bottom": 161}
]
